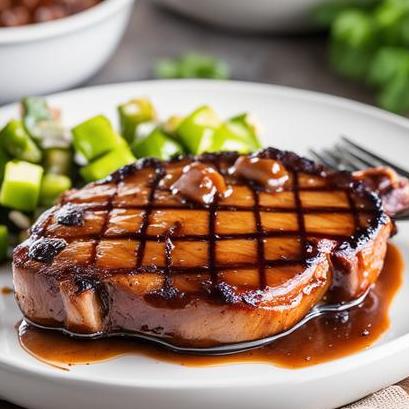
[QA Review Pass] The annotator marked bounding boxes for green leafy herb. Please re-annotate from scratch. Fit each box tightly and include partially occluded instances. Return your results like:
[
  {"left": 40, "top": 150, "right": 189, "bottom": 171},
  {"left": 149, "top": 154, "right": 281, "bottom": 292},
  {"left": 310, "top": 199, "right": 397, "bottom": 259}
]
[
  {"left": 327, "top": 0, "right": 409, "bottom": 114},
  {"left": 154, "top": 53, "right": 230, "bottom": 80}
]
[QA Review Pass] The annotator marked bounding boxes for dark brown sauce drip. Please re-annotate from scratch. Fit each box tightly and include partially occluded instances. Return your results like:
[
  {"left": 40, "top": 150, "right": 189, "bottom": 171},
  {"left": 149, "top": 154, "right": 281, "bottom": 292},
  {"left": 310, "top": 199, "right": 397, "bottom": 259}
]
[
  {"left": 1, "top": 286, "right": 13, "bottom": 295},
  {"left": 18, "top": 243, "right": 403, "bottom": 370},
  {"left": 230, "top": 156, "right": 289, "bottom": 191},
  {"left": 171, "top": 162, "right": 227, "bottom": 205}
]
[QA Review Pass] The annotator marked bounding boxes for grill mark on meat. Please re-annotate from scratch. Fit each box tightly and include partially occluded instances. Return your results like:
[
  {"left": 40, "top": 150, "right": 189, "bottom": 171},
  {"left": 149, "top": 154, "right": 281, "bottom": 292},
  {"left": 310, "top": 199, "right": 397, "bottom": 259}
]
[
  {"left": 208, "top": 200, "right": 218, "bottom": 288},
  {"left": 249, "top": 183, "right": 267, "bottom": 289},
  {"left": 89, "top": 180, "right": 119, "bottom": 267},
  {"left": 346, "top": 186, "right": 361, "bottom": 234},
  {"left": 136, "top": 164, "right": 166, "bottom": 268},
  {"left": 208, "top": 159, "right": 224, "bottom": 293},
  {"left": 41, "top": 231, "right": 353, "bottom": 242},
  {"left": 293, "top": 171, "right": 308, "bottom": 264},
  {"left": 162, "top": 223, "right": 181, "bottom": 299},
  {"left": 51, "top": 202, "right": 380, "bottom": 214}
]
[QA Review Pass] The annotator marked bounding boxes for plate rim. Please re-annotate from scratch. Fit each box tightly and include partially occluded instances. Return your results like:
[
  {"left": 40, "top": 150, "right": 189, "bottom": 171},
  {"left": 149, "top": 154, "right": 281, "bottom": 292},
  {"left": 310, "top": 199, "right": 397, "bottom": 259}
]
[{"left": 1, "top": 79, "right": 409, "bottom": 390}]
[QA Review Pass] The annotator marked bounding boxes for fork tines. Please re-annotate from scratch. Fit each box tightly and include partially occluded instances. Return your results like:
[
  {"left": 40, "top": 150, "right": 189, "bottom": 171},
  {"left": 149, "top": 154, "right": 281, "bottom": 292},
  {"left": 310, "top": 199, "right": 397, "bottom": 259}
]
[{"left": 309, "top": 137, "right": 409, "bottom": 221}]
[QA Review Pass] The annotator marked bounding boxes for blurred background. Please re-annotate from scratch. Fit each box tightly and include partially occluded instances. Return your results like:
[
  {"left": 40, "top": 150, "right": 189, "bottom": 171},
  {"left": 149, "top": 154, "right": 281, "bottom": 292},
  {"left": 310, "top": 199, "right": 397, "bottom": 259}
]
[
  {"left": 91, "top": 0, "right": 374, "bottom": 103},
  {"left": 2, "top": 0, "right": 409, "bottom": 114}
]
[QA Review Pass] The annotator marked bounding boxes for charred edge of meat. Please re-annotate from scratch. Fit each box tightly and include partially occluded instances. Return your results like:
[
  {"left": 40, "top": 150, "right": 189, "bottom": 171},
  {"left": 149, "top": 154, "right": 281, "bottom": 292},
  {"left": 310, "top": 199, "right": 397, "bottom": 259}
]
[
  {"left": 104, "top": 148, "right": 328, "bottom": 184},
  {"left": 144, "top": 286, "right": 182, "bottom": 309},
  {"left": 56, "top": 203, "right": 85, "bottom": 226},
  {"left": 255, "top": 147, "right": 326, "bottom": 175},
  {"left": 30, "top": 206, "right": 56, "bottom": 237},
  {"left": 28, "top": 238, "right": 67, "bottom": 263},
  {"left": 213, "top": 282, "right": 242, "bottom": 304},
  {"left": 73, "top": 276, "right": 110, "bottom": 318},
  {"left": 74, "top": 276, "right": 97, "bottom": 293},
  {"left": 102, "top": 157, "right": 165, "bottom": 183},
  {"left": 304, "top": 241, "right": 327, "bottom": 269},
  {"left": 199, "top": 280, "right": 262, "bottom": 307}
]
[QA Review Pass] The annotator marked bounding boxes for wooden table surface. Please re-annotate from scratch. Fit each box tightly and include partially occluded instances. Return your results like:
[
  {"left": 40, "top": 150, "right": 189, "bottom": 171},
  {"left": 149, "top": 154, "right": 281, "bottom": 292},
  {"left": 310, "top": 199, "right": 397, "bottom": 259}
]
[{"left": 0, "top": 1, "right": 375, "bottom": 408}]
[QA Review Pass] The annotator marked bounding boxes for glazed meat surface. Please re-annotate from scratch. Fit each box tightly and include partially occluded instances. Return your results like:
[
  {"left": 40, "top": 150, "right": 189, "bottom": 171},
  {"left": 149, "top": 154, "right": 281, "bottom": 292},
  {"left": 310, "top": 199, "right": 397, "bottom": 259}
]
[{"left": 13, "top": 148, "right": 393, "bottom": 347}]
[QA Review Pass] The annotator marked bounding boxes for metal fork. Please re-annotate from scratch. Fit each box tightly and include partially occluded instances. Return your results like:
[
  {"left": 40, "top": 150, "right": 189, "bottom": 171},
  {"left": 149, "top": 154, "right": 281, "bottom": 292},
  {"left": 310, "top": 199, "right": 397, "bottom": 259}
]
[
  {"left": 310, "top": 136, "right": 409, "bottom": 221},
  {"left": 24, "top": 288, "right": 369, "bottom": 356}
]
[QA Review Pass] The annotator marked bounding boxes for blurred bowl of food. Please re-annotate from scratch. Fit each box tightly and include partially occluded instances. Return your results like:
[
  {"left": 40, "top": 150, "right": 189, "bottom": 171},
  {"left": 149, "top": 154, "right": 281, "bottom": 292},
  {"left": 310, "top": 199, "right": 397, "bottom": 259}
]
[
  {"left": 153, "top": 0, "right": 374, "bottom": 33},
  {"left": 0, "top": 0, "right": 134, "bottom": 104}
]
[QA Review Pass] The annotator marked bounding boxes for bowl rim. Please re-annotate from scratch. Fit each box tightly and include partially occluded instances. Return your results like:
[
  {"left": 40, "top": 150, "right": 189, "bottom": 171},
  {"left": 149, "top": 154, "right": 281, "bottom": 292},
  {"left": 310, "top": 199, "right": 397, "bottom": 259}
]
[{"left": 0, "top": 0, "right": 134, "bottom": 44}]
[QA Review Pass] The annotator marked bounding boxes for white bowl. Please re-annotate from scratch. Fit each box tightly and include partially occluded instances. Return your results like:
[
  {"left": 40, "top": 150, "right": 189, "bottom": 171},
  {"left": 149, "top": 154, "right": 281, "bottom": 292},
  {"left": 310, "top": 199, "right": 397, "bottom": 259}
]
[
  {"left": 0, "top": 0, "right": 134, "bottom": 104},
  {"left": 154, "top": 0, "right": 330, "bottom": 32}
]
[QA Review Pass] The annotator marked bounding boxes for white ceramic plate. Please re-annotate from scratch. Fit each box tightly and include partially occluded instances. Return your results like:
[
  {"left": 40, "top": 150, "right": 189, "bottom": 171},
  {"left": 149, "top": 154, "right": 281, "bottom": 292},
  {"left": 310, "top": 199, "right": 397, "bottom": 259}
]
[{"left": 1, "top": 80, "right": 409, "bottom": 409}]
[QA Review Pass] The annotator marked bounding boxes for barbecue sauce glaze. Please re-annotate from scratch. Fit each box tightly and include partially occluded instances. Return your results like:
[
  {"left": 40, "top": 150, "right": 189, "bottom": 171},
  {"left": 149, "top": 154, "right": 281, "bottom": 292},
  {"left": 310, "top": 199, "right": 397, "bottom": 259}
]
[{"left": 18, "top": 243, "right": 403, "bottom": 370}]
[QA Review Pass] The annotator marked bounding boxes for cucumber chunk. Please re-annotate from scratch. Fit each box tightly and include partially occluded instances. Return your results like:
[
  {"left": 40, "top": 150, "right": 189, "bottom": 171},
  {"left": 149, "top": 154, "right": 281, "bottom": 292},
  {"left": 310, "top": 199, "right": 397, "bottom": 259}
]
[
  {"left": 40, "top": 174, "right": 72, "bottom": 206},
  {"left": 0, "top": 120, "right": 42, "bottom": 163},
  {"left": 228, "top": 113, "right": 262, "bottom": 150},
  {"left": 132, "top": 128, "right": 184, "bottom": 160},
  {"left": 80, "top": 146, "right": 135, "bottom": 182},
  {"left": 72, "top": 115, "right": 123, "bottom": 161},
  {"left": 0, "top": 160, "right": 43, "bottom": 212},
  {"left": 118, "top": 98, "right": 157, "bottom": 143},
  {"left": 176, "top": 106, "right": 221, "bottom": 154}
]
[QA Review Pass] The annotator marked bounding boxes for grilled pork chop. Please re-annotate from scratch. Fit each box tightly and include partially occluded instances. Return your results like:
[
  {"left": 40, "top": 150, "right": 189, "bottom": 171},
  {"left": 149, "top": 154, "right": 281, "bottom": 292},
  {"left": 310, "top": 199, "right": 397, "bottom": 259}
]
[{"left": 13, "top": 149, "right": 394, "bottom": 347}]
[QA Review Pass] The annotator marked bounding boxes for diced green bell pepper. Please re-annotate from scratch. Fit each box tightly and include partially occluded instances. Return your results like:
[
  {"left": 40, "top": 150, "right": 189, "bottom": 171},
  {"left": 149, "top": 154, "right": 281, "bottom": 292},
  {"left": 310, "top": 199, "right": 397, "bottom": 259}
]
[
  {"left": 0, "top": 160, "right": 43, "bottom": 212},
  {"left": 80, "top": 146, "right": 135, "bottom": 182},
  {"left": 163, "top": 115, "right": 184, "bottom": 136},
  {"left": 72, "top": 115, "right": 124, "bottom": 161},
  {"left": 226, "top": 113, "right": 262, "bottom": 150},
  {"left": 132, "top": 128, "right": 184, "bottom": 160},
  {"left": 176, "top": 106, "right": 221, "bottom": 154},
  {"left": 43, "top": 148, "right": 72, "bottom": 176},
  {"left": 0, "top": 225, "right": 9, "bottom": 261},
  {"left": 0, "top": 120, "right": 42, "bottom": 163},
  {"left": 206, "top": 132, "right": 254, "bottom": 154},
  {"left": 40, "top": 173, "right": 72, "bottom": 206},
  {"left": 197, "top": 113, "right": 262, "bottom": 154},
  {"left": 118, "top": 98, "right": 157, "bottom": 143}
]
